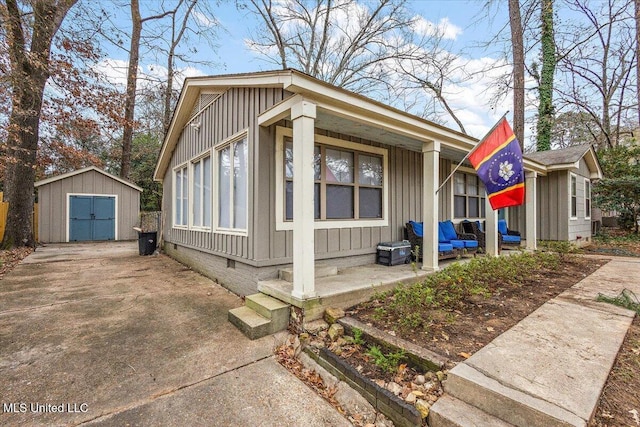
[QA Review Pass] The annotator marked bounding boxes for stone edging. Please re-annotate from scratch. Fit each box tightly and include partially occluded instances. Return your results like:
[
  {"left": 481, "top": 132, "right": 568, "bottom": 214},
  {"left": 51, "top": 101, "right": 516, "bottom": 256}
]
[
  {"left": 338, "top": 316, "right": 448, "bottom": 372},
  {"left": 304, "top": 346, "right": 423, "bottom": 427}
]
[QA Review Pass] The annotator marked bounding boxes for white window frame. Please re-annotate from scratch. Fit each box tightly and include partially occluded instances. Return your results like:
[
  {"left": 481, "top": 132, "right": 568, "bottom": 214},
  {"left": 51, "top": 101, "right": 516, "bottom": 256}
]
[
  {"left": 190, "top": 151, "right": 212, "bottom": 230},
  {"left": 275, "top": 126, "right": 389, "bottom": 231},
  {"left": 450, "top": 166, "right": 486, "bottom": 221},
  {"left": 570, "top": 173, "right": 578, "bottom": 220},
  {"left": 213, "top": 130, "right": 249, "bottom": 236},
  {"left": 173, "top": 163, "right": 189, "bottom": 229},
  {"left": 584, "top": 178, "right": 591, "bottom": 220}
]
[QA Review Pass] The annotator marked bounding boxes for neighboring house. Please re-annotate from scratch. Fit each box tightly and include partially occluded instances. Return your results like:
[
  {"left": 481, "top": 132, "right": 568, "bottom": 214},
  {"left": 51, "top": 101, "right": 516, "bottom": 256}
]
[
  {"left": 35, "top": 166, "right": 142, "bottom": 243},
  {"left": 153, "top": 69, "right": 597, "bottom": 322},
  {"left": 523, "top": 145, "right": 602, "bottom": 246}
]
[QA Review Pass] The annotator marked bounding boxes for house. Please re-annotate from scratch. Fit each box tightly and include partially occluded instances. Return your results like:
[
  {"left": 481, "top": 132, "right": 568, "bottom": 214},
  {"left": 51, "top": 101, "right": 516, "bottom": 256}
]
[
  {"left": 153, "top": 69, "right": 596, "bottom": 328},
  {"left": 523, "top": 144, "right": 602, "bottom": 246},
  {"left": 35, "top": 166, "right": 142, "bottom": 243}
]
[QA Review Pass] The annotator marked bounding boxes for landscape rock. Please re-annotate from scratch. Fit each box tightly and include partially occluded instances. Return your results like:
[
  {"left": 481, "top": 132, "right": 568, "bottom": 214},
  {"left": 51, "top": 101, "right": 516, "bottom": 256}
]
[
  {"left": 405, "top": 392, "right": 417, "bottom": 404},
  {"left": 415, "top": 399, "right": 431, "bottom": 419},
  {"left": 328, "top": 323, "right": 344, "bottom": 341},
  {"left": 305, "top": 319, "right": 329, "bottom": 333},
  {"left": 324, "top": 308, "right": 345, "bottom": 324},
  {"left": 436, "top": 370, "right": 446, "bottom": 381},
  {"left": 387, "top": 381, "right": 402, "bottom": 395},
  {"left": 414, "top": 374, "right": 426, "bottom": 385}
]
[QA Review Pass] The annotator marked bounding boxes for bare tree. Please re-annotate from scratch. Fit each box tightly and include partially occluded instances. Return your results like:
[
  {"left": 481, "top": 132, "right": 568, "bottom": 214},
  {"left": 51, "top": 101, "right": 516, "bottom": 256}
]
[
  {"left": 1, "top": 0, "right": 77, "bottom": 248},
  {"left": 636, "top": 0, "right": 640, "bottom": 130},
  {"left": 555, "top": 0, "right": 636, "bottom": 148},
  {"left": 509, "top": 0, "right": 525, "bottom": 146},
  {"left": 242, "top": 0, "right": 419, "bottom": 95}
]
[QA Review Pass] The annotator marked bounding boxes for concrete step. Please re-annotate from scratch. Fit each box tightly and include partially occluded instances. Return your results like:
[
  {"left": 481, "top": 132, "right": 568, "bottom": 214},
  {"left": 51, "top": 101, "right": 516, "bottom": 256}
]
[
  {"left": 245, "top": 293, "right": 290, "bottom": 332},
  {"left": 278, "top": 265, "right": 338, "bottom": 282},
  {"left": 429, "top": 394, "right": 515, "bottom": 427},
  {"left": 228, "top": 306, "right": 271, "bottom": 340},
  {"left": 444, "top": 363, "right": 583, "bottom": 427}
]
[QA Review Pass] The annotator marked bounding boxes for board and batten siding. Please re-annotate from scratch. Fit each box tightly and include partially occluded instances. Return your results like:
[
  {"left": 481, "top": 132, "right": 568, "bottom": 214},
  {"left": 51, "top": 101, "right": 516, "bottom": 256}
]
[
  {"left": 37, "top": 169, "right": 140, "bottom": 243},
  {"left": 568, "top": 158, "right": 593, "bottom": 241},
  {"left": 256, "top": 127, "right": 453, "bottom": 264},
  {"left": 163, "top": 87, "right": 287, "bottom": 262}
]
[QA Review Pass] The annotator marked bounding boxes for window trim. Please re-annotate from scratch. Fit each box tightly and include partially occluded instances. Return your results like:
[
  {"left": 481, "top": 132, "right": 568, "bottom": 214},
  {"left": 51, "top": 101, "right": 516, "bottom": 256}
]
[
  {"left": 173, "top": 163, "right": 189, "bottom": 229},
  {"left": 584, "top": 177, "right": 591, "bottom": 220},
  {"left": 190, "top": 150, "right": 213, "bottom": 231},
  {"left": 275, "top": 126, "right": 389, "bottom": 231},
  {"left": 570, "top": 173, "right": 578, "bottom": 220},
  {"left": 450, "top": 166, "right": 486, "bottom": 221},
  {"left": 213, "top": 130, "right": 249, "bottom": 236}
]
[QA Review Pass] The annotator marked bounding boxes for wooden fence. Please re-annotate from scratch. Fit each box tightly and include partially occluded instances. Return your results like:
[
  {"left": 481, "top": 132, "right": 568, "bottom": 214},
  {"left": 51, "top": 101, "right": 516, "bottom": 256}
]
[{"left": 0, "top": 192, "right": 38, "bottom": 242}]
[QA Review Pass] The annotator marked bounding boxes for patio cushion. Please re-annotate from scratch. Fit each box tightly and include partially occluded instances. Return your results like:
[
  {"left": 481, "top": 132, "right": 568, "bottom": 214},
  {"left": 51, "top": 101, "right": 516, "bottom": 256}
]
[
  {"left": 440, "top": 220, "right": 459, "bottom": 241},
  {"left": 502, "top": 234, "right": 521, "bottom": 243},
  {"left": 498, "top": 219, "right": 509, "bottom": 235},
  {"left": 410, "top": 221, "right": 423, "bottom": 237},
  {"left": 438, "top": 243, "right": 454, "bottom": 252},
  {"left": 463, "top": 240, "right": 479, "bottom": 249},
  {"left": 438, "top": 225, "right": 446, "bottom": 243},
  {"left": 449, "top": 239, "right": 465, "bottom": 249}
]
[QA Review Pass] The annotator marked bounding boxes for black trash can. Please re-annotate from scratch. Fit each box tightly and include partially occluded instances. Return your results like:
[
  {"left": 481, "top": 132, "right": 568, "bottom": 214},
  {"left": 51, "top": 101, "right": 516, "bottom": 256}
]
[{"left": 138, "top": 231, "right": 157, "bottom": 256}]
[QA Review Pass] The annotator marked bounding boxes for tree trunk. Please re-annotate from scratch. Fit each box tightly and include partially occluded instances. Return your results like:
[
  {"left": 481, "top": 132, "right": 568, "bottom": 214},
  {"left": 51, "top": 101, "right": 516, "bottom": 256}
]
[
  {"left": 537, "top": 0, "right": 555, "bottom": 152},
  {"left": 1, "top": 0, "right": 77, "bottom": 248},
  {"left": 508, "top": 0, "right": 525, "bottom": 147},
  {"left": 636, "top": 0, "right": 640, "bottom": 132},
  {"left": 121, "top": 0, "right": 142, "bottom": 179}
]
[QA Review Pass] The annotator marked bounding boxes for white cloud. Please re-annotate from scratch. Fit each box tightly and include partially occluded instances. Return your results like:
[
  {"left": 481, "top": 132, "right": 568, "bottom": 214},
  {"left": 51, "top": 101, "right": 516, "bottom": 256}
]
[
  {"left": 192, "top": 10, "right": 217, "bottom": 28},
  {"left": 413, "top": 16, "right": 462, "bottom": 41}
]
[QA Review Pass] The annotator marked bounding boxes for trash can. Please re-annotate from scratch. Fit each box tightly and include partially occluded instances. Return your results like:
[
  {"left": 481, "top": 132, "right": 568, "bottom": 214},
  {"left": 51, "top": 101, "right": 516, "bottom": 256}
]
[{"left": 138, "top": 231, "right": 157, "bottom": 256}]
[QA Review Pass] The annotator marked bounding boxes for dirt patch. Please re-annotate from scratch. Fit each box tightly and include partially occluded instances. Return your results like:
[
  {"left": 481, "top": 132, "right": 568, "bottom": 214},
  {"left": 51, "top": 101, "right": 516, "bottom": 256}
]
[{"left": 590, "top": 316, "right": 640, "bottom": 427}]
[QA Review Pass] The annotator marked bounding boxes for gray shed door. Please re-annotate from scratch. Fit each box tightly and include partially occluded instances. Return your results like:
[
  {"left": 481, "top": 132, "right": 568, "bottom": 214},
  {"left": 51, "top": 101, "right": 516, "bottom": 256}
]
[{"left": 69, "top": 195, "right": 115, "bottom": 241}]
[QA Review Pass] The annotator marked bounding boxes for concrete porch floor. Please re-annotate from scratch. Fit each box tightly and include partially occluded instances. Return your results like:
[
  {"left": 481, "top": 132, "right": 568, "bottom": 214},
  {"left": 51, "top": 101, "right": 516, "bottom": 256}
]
[{"left": 258, "top": 257, "right": 467, "bottom": 321}]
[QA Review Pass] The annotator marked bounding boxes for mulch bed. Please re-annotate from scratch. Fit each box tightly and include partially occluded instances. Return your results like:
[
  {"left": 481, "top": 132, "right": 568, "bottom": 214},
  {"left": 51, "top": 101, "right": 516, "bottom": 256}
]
[{"left": 348, "top": 255, "right": 605, "bottom": 365}]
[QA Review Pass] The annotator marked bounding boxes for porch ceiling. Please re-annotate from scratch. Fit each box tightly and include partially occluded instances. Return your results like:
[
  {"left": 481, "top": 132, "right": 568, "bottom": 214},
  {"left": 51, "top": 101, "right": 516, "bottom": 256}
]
[{"left": 314, "top": 109, "right": 470, "bottom": 163}]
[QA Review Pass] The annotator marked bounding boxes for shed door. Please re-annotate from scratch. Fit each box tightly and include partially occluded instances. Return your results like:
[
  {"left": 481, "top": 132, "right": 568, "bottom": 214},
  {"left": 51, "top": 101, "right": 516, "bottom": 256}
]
[{"left": 69, "top": 196, "right": 115, "bottom": 241}]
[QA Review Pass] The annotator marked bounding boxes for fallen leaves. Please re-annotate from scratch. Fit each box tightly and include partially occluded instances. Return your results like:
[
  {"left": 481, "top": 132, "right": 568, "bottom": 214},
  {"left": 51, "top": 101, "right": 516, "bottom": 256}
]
[{"left": 0, "top": 247, "right": 33, "bottom": 279}]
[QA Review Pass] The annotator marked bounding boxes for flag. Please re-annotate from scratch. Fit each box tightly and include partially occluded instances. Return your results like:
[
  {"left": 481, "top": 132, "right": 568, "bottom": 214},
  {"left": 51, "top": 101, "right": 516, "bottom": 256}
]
[{"left": 468, "top": 118, "right": 525, "bottom": 210}]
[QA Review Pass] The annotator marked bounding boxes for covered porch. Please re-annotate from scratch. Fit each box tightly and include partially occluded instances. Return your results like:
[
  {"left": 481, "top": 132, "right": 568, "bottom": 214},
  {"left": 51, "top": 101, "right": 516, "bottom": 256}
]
[{"left": 258, "top": 83, "right": 543, "bottom": 318}]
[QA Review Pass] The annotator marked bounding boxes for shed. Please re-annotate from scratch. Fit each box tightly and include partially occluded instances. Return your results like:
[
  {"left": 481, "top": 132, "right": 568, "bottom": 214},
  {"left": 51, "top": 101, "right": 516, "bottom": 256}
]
[{"left": 35, "top": 166, "right": 142, "bottom": 243}]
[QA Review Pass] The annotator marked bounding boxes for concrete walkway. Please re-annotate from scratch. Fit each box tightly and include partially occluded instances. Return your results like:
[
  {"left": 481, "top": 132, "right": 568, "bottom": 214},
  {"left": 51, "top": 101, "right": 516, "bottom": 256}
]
[
  {"left": 430, "top": 256, "right": 640, "bottom": 427},
  {"left": 0, "top": 242, "right": 349, "bottom": 427}
]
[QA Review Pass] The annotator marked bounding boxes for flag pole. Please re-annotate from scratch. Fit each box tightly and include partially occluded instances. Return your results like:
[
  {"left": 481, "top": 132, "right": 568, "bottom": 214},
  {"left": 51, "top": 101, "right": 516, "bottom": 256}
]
[{"left": 435, "top": 111, "right": 510, "bottom": 194}]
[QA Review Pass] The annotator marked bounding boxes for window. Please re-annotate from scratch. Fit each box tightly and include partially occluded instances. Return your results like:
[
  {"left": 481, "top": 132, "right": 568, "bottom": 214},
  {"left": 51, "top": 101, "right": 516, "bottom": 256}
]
[
  {"left": 284, "top": 138, "right": 384, "bottom": 221},
  {"left": 192, "top": 156, "right": 211, "bottom": 228},
  {"left": 453, "top": 171, "right": 486, "bottom": 219},
  {"left": 570, "top": 174, "right": 577, "bottom": 218},
  {"left": 174, "top": 165, "right": 188, "bottom": 227},
  {"left": 585, "top": 179, "right": 591, "bottom": 219},
  {"left": 217, "top": 136, "right": 248, "bottom": 231}
]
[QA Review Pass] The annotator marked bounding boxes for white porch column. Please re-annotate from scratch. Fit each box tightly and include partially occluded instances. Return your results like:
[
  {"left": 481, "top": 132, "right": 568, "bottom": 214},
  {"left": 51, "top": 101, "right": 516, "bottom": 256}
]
[
  {"left": 525, "top": 171, "right": 538, "bottom": 250},
  {"left": 291, "top": 99, "right": 316, "bottom": 299},
  {"left": 485, "top": 197, "right": 499, "bottom": 256},
  {"left": 422, "top": 140, "right": 440, "bottom": 272}
]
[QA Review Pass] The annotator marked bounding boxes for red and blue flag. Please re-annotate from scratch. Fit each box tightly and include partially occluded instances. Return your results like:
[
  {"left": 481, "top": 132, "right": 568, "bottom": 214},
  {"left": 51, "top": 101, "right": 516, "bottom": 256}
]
[{"left": 468, "top": 118, "right": 525, "bottom": 210}]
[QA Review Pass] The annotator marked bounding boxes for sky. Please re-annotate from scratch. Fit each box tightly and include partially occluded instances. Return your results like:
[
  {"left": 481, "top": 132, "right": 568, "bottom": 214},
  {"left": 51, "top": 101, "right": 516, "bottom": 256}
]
[{"left": 99, "top": 0, "right": 518, "bottom": 142}]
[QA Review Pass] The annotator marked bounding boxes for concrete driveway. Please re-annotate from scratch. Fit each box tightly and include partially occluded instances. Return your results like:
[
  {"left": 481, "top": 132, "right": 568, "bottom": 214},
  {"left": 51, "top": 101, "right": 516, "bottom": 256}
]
[{"left": 0, "top": 242, "right": 349, "bottom": 427}]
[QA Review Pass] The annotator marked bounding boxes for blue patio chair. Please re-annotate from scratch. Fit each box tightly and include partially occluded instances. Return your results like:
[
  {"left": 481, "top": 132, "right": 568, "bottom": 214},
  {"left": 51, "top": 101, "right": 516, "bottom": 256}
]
[
  {"left": 406, "top": 221, "right": 458, "bottom": 260},
  {"left": 498, "top": 219, "right": 521, "bottom": 248},
  {"left": 461, "top": 220, "right": 503, "bottom": 253},
  {"left": 438, "top": 220, "right": 478, "bottom": 255}
]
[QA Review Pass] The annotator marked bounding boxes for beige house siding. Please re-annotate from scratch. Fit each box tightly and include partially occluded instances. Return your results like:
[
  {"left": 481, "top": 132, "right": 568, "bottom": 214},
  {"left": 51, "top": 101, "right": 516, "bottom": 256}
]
[
  {"left": 568, "top": 158, "right": 593, "bottom": 242},
  {"left": 37, "top": 169, "right": 140, "bottom": 243}
]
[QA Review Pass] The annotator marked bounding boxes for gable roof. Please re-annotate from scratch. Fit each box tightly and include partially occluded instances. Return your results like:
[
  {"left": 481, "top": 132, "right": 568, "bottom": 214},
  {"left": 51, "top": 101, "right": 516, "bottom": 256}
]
[
  {"left": 34, "top": 166, "right": 143, "bottom": 192},
  {"left": 524, "top": 145, "right": 602, "bottom": 179},
  {"left": 154, "top": 69, "right": 487, "bottom": 181}
]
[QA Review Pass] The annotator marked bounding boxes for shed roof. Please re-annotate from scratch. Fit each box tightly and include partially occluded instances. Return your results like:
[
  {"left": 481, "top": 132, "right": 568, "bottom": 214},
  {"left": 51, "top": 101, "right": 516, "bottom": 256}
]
[
  {"left": 524, "top": 144, "right": 602, "bottom": 179},
  {"left": 34, "top": 166, "right": 143, "bottom": 192}
]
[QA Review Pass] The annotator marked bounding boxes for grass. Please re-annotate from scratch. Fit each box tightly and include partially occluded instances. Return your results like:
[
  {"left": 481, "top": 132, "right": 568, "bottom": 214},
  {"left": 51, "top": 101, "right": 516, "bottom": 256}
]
[
  {"left": 366, "top": 251, "right": 564, "bottom": 333},
  {"left": 597, "top": 289, "right": 640, "bottom": 315}
]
